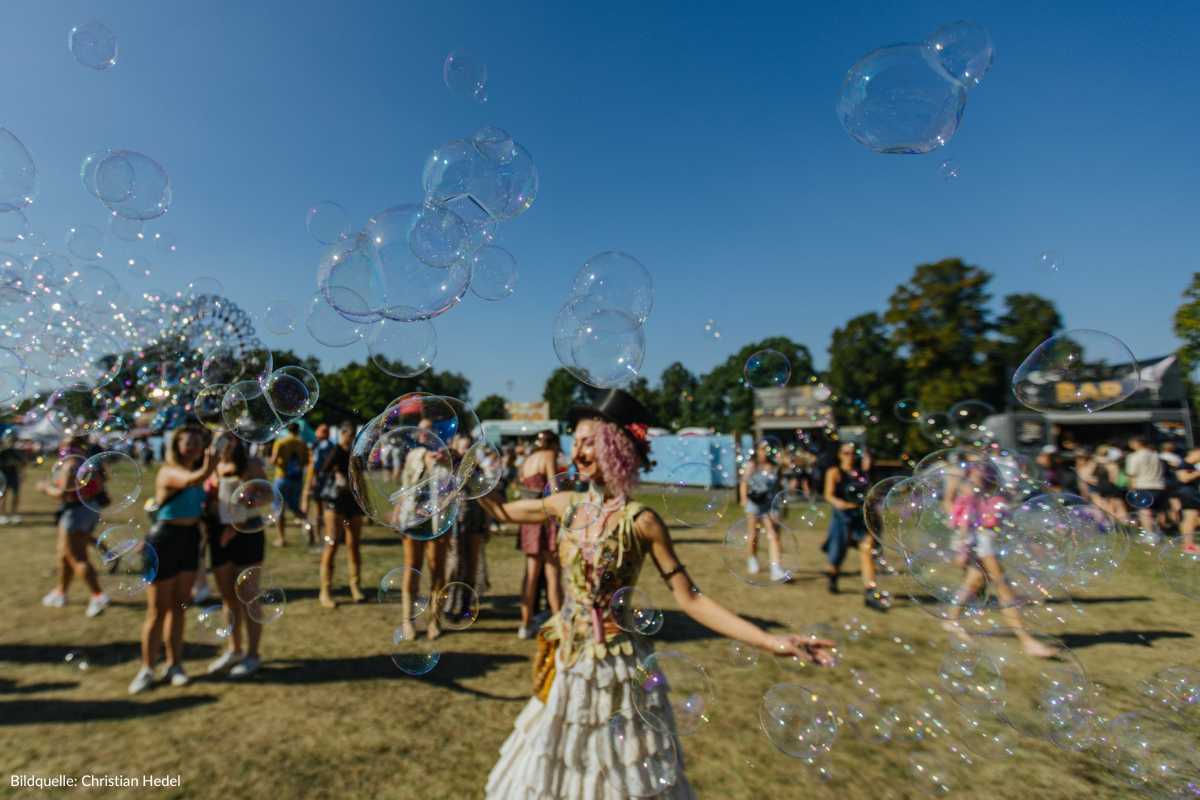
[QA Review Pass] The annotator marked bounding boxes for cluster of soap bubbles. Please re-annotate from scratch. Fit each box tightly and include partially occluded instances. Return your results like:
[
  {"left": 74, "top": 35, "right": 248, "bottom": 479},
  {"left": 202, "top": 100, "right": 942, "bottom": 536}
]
[
  {"left": 895, "top": 398, "right": 998, "bottom": 449},
  {"left": 302, "top": 124, "right": 533, "bottom": 378},
  {"left": 235, "top": 566, "right": 287, "bottom": 625},
  {"left": 79, "top": 147, "right": 172, "bottom": 223},
  {"left": 837, "top": 21, "right": 993, "bottom": 155},
  {"left": 553, "top": 251, "right": 653, "bottom": 389},
  {"left": 379, "top": 564, "right": 482, "bottom": 675},
  {"left": 1012, "top": 329, "right": 1140, "bottom": 413}
]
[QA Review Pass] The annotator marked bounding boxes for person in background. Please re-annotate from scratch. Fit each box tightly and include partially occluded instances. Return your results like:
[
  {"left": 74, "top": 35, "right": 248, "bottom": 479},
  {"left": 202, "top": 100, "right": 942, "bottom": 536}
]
[
  {"left": 38, "top": 434, "right": 110, "bottom": 618},
  {"left": 206, "top": 434, "right": 270, "bottom": 678},
  {"left": 514, "top": 430, "right": 563, "bottom": 639},
  {"left": 0, "top": 430, "right": 23, "bottom": 524},
  {"left": 822, "top": 443, "right": 885, "bottom": 609},
  {"left": 308, "top": 424, "right": 335, "bottom": 545},
  {"left": 1126, "top": 436, "right": 1165, "bottom": 533},
  {"left": 444, "top": 433, "right": 491, "bottom": 616},
  {"left": 1174, "top": 448, "right": 1200, "bottom": 553},
  {"left": 269, "top": 422, "right": 312, "bottom": 548},
  {"left": 318, "top": 424, "right": 366, "bottom": 608},
  {"left": 739, "top": 441, "right": 788, "bottom": 582},
  {"left": 129, "top": 427, "right": 215, "bottom": 694}
]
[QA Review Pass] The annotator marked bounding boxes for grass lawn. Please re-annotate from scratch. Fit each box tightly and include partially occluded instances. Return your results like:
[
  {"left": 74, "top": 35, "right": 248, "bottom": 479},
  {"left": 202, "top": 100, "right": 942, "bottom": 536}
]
[{"left": 1, "top": 467, "right": 1197, "bottom": 799}]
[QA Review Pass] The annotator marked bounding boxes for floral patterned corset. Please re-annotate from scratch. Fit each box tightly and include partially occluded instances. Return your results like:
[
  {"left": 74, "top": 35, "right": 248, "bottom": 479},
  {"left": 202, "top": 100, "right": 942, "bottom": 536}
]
[{"left": 544, "top": 494, "right": 649, "bottom": 666}]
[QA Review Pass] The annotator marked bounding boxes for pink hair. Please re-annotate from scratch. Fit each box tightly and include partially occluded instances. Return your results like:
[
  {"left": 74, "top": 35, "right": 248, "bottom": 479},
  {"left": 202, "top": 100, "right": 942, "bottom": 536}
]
[{"left": 593, "top": 420, "right": 642, "bottom": 499}]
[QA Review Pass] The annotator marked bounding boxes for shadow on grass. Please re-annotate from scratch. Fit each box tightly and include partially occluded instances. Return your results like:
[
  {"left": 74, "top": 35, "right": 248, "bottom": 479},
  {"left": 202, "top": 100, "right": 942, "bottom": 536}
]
[
  {"left": 0, "top": 641, "right": 220, "bottom": 667},
  {"left": 251, "top": 651, "right": 529, "bottom": 700},
  {"left": 1058, "top": 629, "right": 1193, "bottom": 649},
  {"left": 1047, "top": 595, "right": 1153, "bottom": 606},
  {"left": 655, "top": 611, "right": 786, "bottom": 644},
  {"left": 0, "top": 695, "right": 218, "bottom": 726},
  {"left": 0, "top": 678, "right": 80, "bottom": 695}
]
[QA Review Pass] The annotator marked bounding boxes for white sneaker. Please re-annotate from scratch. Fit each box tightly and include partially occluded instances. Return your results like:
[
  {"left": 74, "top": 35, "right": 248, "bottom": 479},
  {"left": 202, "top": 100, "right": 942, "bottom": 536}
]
[
  {"left": 770, "top": 563, "right": 790, "bottom": 583},
  {"left": 207, "top": 650, "right": 244, "bottom": 675},
  {"left": 517, "top": 626, "right": 532, "bottom": 640},
  {"left": 42, "top": 590, "right": 66, "bottom": 608},
  {"left": 164, "top": 664, "right": 189, "bottom": 687},
  {"left": 229, "top": 655, "right": 260, "bottom": 679},
  {"left": 746, "top": 556, "right": 761, "bottom": 575},
  {"left": 128, "top": 666, "right": 155, "bottom": 695},
  {"left": 193, "top": 584, "right": 212, "bottom": 604},
  {"left": 85, "top": 593, "right": 110, "bottom": 618},
  {"left": 0, "top": 515, "right": 9, "bottom": 525}
]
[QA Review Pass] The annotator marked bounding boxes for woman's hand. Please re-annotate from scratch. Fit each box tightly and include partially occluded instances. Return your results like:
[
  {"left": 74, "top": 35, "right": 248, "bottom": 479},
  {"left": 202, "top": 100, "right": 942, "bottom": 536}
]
[{"left": 763, "top": 633, "right": 838, "bottom": 666}]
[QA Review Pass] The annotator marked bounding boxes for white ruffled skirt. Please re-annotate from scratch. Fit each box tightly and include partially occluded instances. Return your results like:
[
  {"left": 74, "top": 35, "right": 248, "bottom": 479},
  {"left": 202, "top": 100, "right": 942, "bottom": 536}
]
[{"left": 485, "top": 645, "right": 696, "bottom": 799}]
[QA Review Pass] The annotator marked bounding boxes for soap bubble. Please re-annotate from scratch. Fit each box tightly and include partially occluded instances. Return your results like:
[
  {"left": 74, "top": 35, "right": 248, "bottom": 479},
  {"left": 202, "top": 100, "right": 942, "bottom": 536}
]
[
  {"left": 611, "top": 585, "right": 663, "bottom": 636},
  {"left": 660, "top": 461, "right": 734, "bottom": 528},
  {"left": 728, "top": 641, "right": 760, "bottom": 669},
  {"left": 759, "top": 683, "right": 839, "bottom": 759},
  {"left": 1159, "top": 540, "right": 1200, "bottom": 598},
  {"left": 1126, "top": 489, "right": 1153, "bottom": 509},
  {"left": 227, "top": 478, "right": 283, "bottom": 534},
  {"left": 938, "top": 159, "right": 960, "bottom": 180},
  {"left": 438, "top": 194, "right": 496, "bottom": 252},
  {"left": 349, "top": 420, "right": 455, "bottom": 532},
  {"left": 150, "top": 231, "right": 177, "bottom": 257},
  {"left": 76, "top": 451, "right": 141, "bottom": 513},
  {"left": 379, "top": 567, "right": 429, "bottom": 620},
  {"left": 97, "top": 533, "right": 157, "bottom": 598},
  {"left": 367, "top": 314, "right": 436, "bottom": 378},
  {"left": 192, "top": 604, "right": 232, "bottom": 641},
  {"left": 306, "top": 289, "right": 370, "bottom": 348},
  {"left": 605, "top": 713, "right": 680, "bottom": 797},
  {"left": 768, "top": 490, "right": 824, "bottom": 530},
  {"left": 436, "top": 582, "right": 479, "bottom": 630},
  {"left": 63, "top": 264, "right": 120, "bottom": 312},
  {"left": 634, "top": 651, "right": 713, "bottom": 736},
  {"left": 1012, "top": 330, "right": 1140, "bottom": 413},
  {"left": 570, "top": 251, "right": 653, "bottom": 323},
  {"left": 306, "top": 201, "right": 351, "bottom": 245},
  {"left": 65, "top": 225, "right": 105, "bottom": 261},
  {"left": 569, "top": 308, "right": 645, "bottom": 389},
  {"left": 221, "top": 380, "right": 282, "bottom": 444},
  {"left": 0, "top": 208, "right": 30, "bottom": 243},
  {"left": 98, "top": 150, "right": 171, "bottom": 221},
  {"left": 1038, "top": 250, "right": 1061, "bottom": 273},
  {"left": 68, "top": 20, "right": 118, "bottom": 70},
  {"left": 193, "top": 384, "right": 230, "bottom": 432},
  {"left": 455, "top": 439, "right": 501, "bottom": 500},
  {"left": 744, "top": 349, "right": 790, "bottom": 388},
  {"left": 108, "top": 212, "right": 143, "bottom": 242},
  {"left": 0, "top": 128, "right": 37, "bottom": 209},
  {"left": 363, "top": 205, "right": 471, "bottom": 320},
  {"left": 263, "top": 302, "right": 297, "bottom": 335},
  {"left": 1140, "top": 666, "right": 1200, "bottom": 718},
  {"left": 467, "top": 245, "right": 518, "bottom": 301},
  {"left": 262, "top": 370, "right": 310, "bottom": 418},
  {"left": 392, "top": 625, "right": 441, "bottom": 675},
  {"left": 407, "top": 202, "right": 471, "bottom": 268},
  {"left": 245, "top": 587, "right": 286, "bottom": 625},
  {"left": 836, "top": 43, "right": 967, "bottom": 154},
  {"left": 269, "top": 366, "right": 319, "bottom": 416},
  {"left": 443, "top": 50, "right": 488, "bottom": 103},
  {"left": 317, "top": 233, "right": 388, "bottom": 318},
  {"left": 927, "top": 21, "right": 994, "bottom": 88},
  {"left": 234, "top": 565, "right": 267, "bottom": 605},
  {"left": 472, "top": 125, "right": 517, "bottom": 164}
]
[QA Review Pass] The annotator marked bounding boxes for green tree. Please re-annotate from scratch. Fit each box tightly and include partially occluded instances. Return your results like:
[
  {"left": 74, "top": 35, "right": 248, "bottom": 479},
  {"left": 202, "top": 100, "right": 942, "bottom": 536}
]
[
  {"left": 885, "top": 258, "right": 994, "bottom": 454},
  {"left": 656, "top": 362, "right": 700, "bottom": 430},
  {"left": 693, "top": 337, "right": 815, "bottom": 433},
  {"left": 988, "top": 293, "right": 1062, "bottom": 409},
  {"left": 312, "top": 361, "right": 470, "bottom": 426},
  {"left": 474, "top": 394, "right": 508, "bottom": 421},
  {"left": 1173, "top": 273, "right": 1200, "bottom": 412},
  {"left": 543, "top": 368, "right": 593, "bottom": 421},
  {"left": 826, "top": 312, "right": 906, "bottom": 454}
]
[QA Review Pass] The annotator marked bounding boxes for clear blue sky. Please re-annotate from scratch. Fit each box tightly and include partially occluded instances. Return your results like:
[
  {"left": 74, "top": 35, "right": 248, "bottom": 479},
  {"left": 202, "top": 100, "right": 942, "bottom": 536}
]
[{"left": 3, "top": 1, "right": 1197, "bottom": 404}]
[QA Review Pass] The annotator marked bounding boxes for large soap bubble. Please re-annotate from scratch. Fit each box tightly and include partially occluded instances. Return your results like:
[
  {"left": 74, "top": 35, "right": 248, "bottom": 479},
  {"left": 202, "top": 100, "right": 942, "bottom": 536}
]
[
  {"left": 836, "top": 43, "right": 967, "bottom": 154},
  {"left": 0, "top": 128, "right": 37, "bottom": 209},
  {"left": 306, "top": 200, "right": 351, "bottom": 245},
  {"left": 97, "top": 150, "right": 171, "bottom": 221},
  {"left": 316, "top": 233, "right": 389, "bottom": 318},
  {"left": 570, "top": 251, "right": 653, "bottom": 323},
  {"left": 467, "top": 245, "right": 517, "bottom": 301},
  {"left": 306, "top": 289, "right": 370, "bottom": 348},
  {"left": 349, "top": 420, "right": 456, "bottom": 532},
  {"left": 367, "top": 315, "right": 437, "bottom": 378},
  {"left": 363, "top": 205, "right": 471, "bottom": 321},
  {"left": 443, "top": 50, "right": 488, "bottom": 103},
  {"left": 927, "top": 21, "right": 994, "bottom": 88},
  {"left": 1011, "top": 330, "right": 1140, "bottom": 413},
  {"left": 69, "top": 20, "right": 118, "bottom": 70},
  {"left": 759, "top": 683, "right": 840, "bottom": 759},
  {"left": 221, "top": 380, "right": 283, "bottom": 443},
  {"left": 569, "top": 308, "right": 645, "bottom": 389}
]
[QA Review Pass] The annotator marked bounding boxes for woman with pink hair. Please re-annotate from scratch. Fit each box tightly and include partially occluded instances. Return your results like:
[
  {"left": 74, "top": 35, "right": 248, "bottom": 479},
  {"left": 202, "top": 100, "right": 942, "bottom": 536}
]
[{"left": 478, "top": 390, "right": 835, "bottom": 798}]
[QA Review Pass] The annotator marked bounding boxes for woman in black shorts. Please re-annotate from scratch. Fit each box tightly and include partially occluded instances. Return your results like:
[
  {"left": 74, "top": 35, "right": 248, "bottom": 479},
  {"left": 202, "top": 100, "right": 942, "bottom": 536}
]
[
  {"left": 318, "top": 424, "right": 366, "bottom": 608},
  {"left": 129, "top": 426, "right": 214, "bottom": 695},
  {"left": 206, "top": 434, "right": 270, "bottom": 678}
]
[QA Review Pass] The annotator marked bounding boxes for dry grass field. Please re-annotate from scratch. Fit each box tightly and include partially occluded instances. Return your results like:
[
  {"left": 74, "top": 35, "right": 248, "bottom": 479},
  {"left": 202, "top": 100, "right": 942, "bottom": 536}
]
[{"left": 1, "top": 467, "right": 1197, "bottom": 799}]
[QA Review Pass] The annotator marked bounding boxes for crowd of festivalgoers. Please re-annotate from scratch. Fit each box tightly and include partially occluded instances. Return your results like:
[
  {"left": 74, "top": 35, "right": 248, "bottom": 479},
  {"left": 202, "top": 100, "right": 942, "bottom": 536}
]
[{"left": 21, "top": 415, "right": 1199, "bottom": 693}]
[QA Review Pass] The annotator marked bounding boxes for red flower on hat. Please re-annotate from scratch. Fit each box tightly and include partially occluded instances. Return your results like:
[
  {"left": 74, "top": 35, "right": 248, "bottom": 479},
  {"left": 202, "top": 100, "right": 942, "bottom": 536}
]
[{"left": 625, "top": 422, "right": 648, "bottom": 443}]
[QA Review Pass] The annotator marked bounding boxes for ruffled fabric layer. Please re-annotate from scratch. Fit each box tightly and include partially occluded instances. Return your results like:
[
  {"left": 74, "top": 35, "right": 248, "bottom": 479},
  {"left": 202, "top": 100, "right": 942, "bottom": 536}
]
[{"left": 485, "top": 646, "right": 695, "bottom": 799}]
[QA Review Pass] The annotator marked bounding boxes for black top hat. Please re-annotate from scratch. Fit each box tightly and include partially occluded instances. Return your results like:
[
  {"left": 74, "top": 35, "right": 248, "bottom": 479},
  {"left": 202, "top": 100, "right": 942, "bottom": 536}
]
[{"left": 568, "top": 389, "right": 654, "bottom": 463}]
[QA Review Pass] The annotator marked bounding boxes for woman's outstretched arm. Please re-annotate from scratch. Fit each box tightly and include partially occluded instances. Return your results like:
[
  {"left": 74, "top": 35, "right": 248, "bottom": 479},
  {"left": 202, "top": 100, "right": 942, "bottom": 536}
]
[
  {"left": 635, "top": 509, "right": 834, "bottom": 664},
  {"left": 477, "top": 487, "right": 571, "bottom": 526}
]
